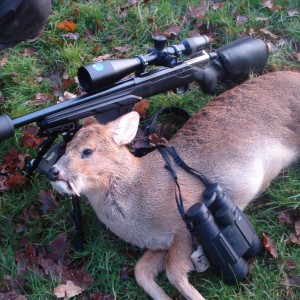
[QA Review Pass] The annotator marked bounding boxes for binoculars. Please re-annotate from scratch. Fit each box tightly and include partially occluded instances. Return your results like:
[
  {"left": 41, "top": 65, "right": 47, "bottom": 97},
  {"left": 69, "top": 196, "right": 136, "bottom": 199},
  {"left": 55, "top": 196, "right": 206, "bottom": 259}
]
[{"left": 186, "top": 183, "right": 262, "bottom": 283}]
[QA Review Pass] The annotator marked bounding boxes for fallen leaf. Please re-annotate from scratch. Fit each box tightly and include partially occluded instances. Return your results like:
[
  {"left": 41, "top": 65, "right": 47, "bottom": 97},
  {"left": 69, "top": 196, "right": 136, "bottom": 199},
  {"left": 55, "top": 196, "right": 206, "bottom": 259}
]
[
  {"left": 21, "top": 132, "right": 43, "bottom": 149},
  {"left": 19, "top": 205, "right": 41, "bottom": 223},
  {"left": 288, "top": 9, "right": 299, "bottom": 16},
  {"left": 259, "top": 28, "right": 279, "bottom": 40},
  {"left": 187, "top": 4, "right": 207, "bottom": 20},
  {"left": 0, "top": 56, "right": 8, "bottom": 66},
  {"left": 290, "top": 232, "right": 300, "bottom": 245},
  {"left": 0, "top": 292, "right": 27, "bottom": 299},
  {"left": 163, "top": 25, "right": 183, "bottom": 39},
  {"left": 48, "top": 233, "right": 70, "bottom": 262},
  {"left": 282, "top": 274, "right": 300, "bottom": 290},
  {"left": 119, "top": 264, "right": 134, "bottom": 280},
  {"left": 262, "top": 233, "right": 278, "bottom": 259},
  {"left": 236, "top": 15, "right": 248, "bottom": 26},
  {"left": 26, "top": 93, "right": 53, "bottom": 106},
  {"left": 270, "top": 4, "right": 281, "bottom": 12},
  {"left": 50, "top": 72, "right": 63, "bottom": 97},
  {"left": 5, "top": 173, "right": 27, "bottom": 189},
  {"left": 96, "top": 20, "right": 102, "bottom": 32},
  {"left": 22, "top": 47, "right": 35, "bottom": 57},
  {"left": 59, "top": 267, "right": 94, "bottom": 291},
  {"left": 58, "top": 91, "right": 76, "bottom": 103},
  {"left": 255, "top": 17, "right": 270, "bottom": 22},
  {"left": 53, "top": 280, "right": 82, "bottom": 300},
  {"left": 62, "top": 32, "right": 80, "bottom": 40},
  {"left": 277, "top": 211, "right": 293, "bottom": 226},
  {"left": 0, "top": 90, "right": 4, "bottom": 104},
  {"left": 114, "top": 44, "right": 130, "bottom": 53},
  {"left": 292, "top": 53, "right": 300, "bottom": 62},
  {"left": 92, "top": 54, "right": 112, "bottom": 61},
  {"left": 38, "top": 190, "right": 60, "bottom": 211},
  {"left": 278, "top": 259, "right": 298, "bottom": 271},
  {"left": 56, "top": 19, "right": 76, "bottom": 32},
  {"left": 90, "top": 292, "right": 116, "bottom": 300},
  {"left": 132, "top": 99, "right": 150, "bottom": 118},
  {"left": 295, "top": 220, "right": 300, "bottom": 236},
  {"left": 262, "top": 0, "right": 274, "bottom": 9}
]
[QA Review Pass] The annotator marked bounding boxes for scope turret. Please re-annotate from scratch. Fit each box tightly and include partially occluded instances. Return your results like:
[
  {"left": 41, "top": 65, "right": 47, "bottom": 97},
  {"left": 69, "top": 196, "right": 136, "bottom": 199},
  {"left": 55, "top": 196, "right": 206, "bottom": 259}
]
[{"left": 78, "top": 35, "right": 209, "bottom": 93}]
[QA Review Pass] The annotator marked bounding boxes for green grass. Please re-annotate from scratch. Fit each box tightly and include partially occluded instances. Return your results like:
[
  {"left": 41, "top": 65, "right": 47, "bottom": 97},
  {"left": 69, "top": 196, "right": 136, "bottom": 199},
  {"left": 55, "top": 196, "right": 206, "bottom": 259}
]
[{"left": 0, "top": 0, "right": 300, "bottom": 299}]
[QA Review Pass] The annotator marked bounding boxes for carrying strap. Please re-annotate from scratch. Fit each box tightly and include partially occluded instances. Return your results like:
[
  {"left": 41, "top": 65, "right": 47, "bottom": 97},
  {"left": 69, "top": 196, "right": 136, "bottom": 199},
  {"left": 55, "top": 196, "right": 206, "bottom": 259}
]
[
  {"left": 157, "top": 145, "right": 212, "bottom": 249},
  {"left": 144, "top": 105, "right": 191, "bottom": 137}
]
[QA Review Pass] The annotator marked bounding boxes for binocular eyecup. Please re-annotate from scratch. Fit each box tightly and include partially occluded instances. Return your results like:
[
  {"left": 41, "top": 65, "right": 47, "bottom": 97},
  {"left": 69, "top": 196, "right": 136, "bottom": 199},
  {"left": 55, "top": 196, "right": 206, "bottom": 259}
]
[{"left": 186, "top": 183, "right": 262, "bottom": 284}]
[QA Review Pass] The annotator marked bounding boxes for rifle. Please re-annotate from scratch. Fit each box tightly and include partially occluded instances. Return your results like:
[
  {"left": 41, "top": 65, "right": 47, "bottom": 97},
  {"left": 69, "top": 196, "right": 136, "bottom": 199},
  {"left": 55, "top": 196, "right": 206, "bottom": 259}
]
[{"left": 0, "top": 35, "right": 269, "bottom": 250}]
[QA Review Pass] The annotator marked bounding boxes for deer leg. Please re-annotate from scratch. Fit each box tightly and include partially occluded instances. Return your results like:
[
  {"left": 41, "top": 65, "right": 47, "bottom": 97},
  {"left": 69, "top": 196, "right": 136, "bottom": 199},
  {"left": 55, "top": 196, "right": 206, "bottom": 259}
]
[
  {"left": 165, "top": 227, "right": 206, "bottom": 300},
  {"left": 135, "top": 249, "right": 172, "bottom": 300}
]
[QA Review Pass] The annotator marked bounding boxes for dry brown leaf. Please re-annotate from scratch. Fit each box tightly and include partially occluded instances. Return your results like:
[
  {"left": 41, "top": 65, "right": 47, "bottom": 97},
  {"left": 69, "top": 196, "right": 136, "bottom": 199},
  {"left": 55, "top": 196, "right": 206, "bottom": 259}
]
[
  {"left": 277, "top": 211, "right": 293, "bottom": 225},
  {"left": 27, "top": 93, "right": 53, "bottom": 106},
  {"left": 259, "top": 28, "right": 279, "bottom": 39},
  {"left": 262, "top": 0, "right": 274, "bottom": 9},
  {"left": 53, "top": 280, "right": 83, "bottom": 300},
  {"left": 163, "top": 25, "right": 183, "bottom": 39},
  {"left": 236, "top": 15, "right": 248, "bottom": 26},
  {"left": 57, "top": 91, "right": 76, "bottom": 103},
  {"left": 295, "top": 220, "right": 300, "bottom": 236},
  {"left": 22, "top": 47, "right": 35, "bottom": 57},
  {"left": 0, "top": 56, "right": 8, "bottom": 66},
  {"left": 92, "top": 54, "right": 112, "bottom": 61},
  {"left": 288, "top": 9, "right": 299, "bottom": 16},
  {"left": 262, "top": 233, "right": 278, "bottom": 259},
  {"left": 132, "top": 99, "right": 150, "bottom": 118},
  {"left": 56, "top": 19, "right": 76, "bottom": 32},
  {"left": 290, "top": 231, "right": 300, "bottom": 245},
  {"left": 38, "top": 190, "right": 60, "bottom": 211}
]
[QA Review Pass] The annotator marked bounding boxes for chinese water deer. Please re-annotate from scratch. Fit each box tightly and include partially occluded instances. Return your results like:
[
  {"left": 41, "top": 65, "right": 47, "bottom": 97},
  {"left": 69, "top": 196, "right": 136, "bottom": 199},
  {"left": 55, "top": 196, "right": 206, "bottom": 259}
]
[{"left": 48, "top": 71, "right": 300, "bottom": 300}]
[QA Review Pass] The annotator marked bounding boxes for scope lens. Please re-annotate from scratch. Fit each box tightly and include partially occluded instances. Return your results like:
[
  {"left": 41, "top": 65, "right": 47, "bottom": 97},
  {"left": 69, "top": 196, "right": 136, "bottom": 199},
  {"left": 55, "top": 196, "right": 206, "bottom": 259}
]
[{"left": 78, "top": 67, "right": 93, "bottom": 93}]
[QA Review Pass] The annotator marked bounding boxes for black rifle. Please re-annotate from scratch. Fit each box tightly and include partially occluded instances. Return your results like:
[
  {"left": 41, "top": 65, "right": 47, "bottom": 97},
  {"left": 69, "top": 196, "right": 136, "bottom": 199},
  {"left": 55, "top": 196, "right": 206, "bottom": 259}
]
[{"left": 0, "top": 35, "right": 269, "bottom": 251}]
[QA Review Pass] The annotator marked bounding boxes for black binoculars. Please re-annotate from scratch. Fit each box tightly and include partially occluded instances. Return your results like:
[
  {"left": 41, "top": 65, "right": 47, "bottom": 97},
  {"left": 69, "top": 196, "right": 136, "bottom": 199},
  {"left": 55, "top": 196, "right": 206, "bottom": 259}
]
[{"left": 186, "top": 183, "right": 262, "bottom": 284}]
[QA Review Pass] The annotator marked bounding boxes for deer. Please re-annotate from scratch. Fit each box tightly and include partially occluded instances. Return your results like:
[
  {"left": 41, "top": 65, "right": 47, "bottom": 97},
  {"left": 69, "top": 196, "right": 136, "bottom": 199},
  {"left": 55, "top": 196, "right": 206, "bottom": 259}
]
[{"left": 48, "top": 71, "right": 300, "bottom": 300}]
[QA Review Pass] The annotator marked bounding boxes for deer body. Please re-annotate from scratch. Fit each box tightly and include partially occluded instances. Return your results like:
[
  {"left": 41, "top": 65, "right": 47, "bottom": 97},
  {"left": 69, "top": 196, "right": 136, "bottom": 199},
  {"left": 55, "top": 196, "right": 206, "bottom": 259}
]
[{"left": 49, "top": 71, "right": 300, "bottom": 300}]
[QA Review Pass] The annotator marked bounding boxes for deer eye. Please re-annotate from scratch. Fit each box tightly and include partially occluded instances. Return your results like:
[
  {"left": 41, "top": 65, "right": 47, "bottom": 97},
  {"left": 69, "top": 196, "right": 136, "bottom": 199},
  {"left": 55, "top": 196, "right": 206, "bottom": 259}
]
[{"left": 81, "top": 148, "right": 93, "bottom": 158}]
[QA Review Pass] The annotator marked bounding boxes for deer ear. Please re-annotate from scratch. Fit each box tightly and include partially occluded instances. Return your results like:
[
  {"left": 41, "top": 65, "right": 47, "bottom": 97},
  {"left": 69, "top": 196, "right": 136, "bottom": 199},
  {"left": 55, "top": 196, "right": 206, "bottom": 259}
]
[
  {"left": 84, "top": 116, "right": 98, "bottom": 127},
  {"left": 110, "top": 111, "right": 140, "bottom": 145}
]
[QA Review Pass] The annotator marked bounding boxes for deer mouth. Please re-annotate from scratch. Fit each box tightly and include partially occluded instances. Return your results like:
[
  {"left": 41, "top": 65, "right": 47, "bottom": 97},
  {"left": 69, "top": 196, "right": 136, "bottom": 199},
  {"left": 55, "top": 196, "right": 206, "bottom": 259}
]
[
  {"left": 51, "top": 179, "right": 80, "bottom": 197},
  {"left": 67, "top": 181, "right": 81, "bottom": 197}
]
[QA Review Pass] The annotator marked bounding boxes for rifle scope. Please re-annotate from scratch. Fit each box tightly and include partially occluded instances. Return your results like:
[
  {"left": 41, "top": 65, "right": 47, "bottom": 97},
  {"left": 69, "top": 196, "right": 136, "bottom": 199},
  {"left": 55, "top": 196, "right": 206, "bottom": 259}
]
[{"left": 78, "top": 35, "right": 209, "bottom": 93}]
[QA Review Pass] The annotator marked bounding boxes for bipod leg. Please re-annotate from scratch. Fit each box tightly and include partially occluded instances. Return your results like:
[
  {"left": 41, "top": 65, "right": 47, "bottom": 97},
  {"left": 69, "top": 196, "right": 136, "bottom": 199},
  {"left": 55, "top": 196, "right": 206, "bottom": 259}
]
[{"left": 71, "top": 195, "right": 84, "bottom": 252}]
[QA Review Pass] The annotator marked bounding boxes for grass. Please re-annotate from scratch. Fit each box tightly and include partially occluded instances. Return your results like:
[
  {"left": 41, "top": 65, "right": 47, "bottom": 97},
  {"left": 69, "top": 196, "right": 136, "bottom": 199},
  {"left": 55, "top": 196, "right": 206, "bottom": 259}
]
[{"left": 0, "top": 0, "right": 300, "bottom": 299}]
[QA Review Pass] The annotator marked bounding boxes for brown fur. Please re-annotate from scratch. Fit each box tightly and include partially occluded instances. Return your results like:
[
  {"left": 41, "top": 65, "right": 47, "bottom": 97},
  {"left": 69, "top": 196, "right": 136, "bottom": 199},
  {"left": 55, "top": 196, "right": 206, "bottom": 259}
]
[{"left": 49, "top": 71, "right": 300, "bottom": 300}]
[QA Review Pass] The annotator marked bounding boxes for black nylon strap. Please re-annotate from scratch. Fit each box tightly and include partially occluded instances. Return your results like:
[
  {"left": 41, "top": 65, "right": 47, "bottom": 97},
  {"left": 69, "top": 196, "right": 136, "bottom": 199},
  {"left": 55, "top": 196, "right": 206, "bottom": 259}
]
[
  {"left": 158, "top": 145, "right": 206, "bottom": 249},
  {"left": 144, "top": 106, "right": 190, "bottom": 137},
  {"left": 165, "top": 146, "right": 212, "bottom": 186}
]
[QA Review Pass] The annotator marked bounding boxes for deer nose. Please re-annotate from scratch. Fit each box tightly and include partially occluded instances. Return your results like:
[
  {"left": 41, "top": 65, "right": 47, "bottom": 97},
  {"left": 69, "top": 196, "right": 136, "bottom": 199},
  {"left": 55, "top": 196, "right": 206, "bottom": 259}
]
[{"left": 48, "top": 166, "right": 60, "bottom": 181}]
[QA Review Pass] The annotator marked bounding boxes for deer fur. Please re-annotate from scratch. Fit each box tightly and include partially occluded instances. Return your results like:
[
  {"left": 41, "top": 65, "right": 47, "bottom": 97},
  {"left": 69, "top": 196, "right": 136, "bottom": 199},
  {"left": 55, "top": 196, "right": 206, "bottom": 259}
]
[{"left": 49, "top": 71, "right": 300, "bottom": 300}]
